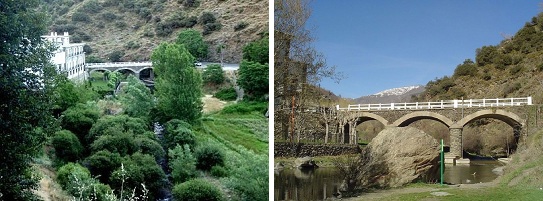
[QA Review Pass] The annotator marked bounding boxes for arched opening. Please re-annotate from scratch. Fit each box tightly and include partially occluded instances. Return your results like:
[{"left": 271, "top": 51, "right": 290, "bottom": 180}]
[
  {"left": 342, "top": 113, "right": 388, "bottom": 144},
  {"left": 139, "top": 68, "right": 154, "bottom": 81},
  {"left": 455, "top": 110, "right": 523, "bottom": 157},
  {"left": 393, "top": 112, "right": 453, "bottom": 149},
  {"left": 115, "top": 68, "right": 137, "bottom": 80}
]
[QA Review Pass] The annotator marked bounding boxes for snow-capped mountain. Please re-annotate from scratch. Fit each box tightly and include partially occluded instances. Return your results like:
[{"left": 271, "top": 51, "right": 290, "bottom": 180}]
[
  {"left": 353, "top": 85, "right": 425, "bottom": 104},
  {"left": 373, "top": 85, "right": 423, "bottom": 97}
]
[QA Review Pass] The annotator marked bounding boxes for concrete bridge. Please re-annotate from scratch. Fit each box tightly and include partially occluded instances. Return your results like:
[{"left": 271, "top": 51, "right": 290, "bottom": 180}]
[{"left": 333, "top": 97, "right": 533, "bottom": 159}]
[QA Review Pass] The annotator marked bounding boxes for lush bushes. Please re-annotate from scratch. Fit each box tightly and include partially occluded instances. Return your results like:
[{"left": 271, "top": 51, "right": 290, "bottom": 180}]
[
  {"left": 57, "top": 163, "right": 112, "bottom": 200},
  {"left": 163, "top": 119, "right": 196, "bottom": 149},
  {"left": 52, "top": 130, "right": 84, "bottom": 162},
  {"left": 110, "top": 153, "right": 166, "bottom": 200},
  {"left": 85, "top": 150, "right": 122, "bottom": 183},
  {"left": 221, "top": 101, "right": 268, "bottom": 115},
  {"left": 172, "top": 179, "right": 225, "bottom": 201},
  {"left": 210, "top": 165, "right": 229, "bottom": 178},
  {"left": 194, "top": 144, "right": 225, "bottom": 171},
  {"left": 72, "top": 11, "right": 90, "bottom": 22},
  {"left": 214, "top": 87, "right": 237, "bottom": 101},
  {"left": 453, "top": 59, "right": 477, "bottom": 77},
  {"left": 169, "top": 144, "right": 198, "bottom": 183},
  {"left": 203, "top": 64, "right": 225, "bottom": 85}
]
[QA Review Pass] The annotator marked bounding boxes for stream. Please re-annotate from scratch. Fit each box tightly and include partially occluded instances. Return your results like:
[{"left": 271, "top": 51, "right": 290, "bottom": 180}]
[{"left": 274, "top": 160, "right": 504, "bottom": 201}]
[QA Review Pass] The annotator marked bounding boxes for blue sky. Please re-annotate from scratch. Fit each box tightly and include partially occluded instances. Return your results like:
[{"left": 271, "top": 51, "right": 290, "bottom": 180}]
[{"left": 308, "top": 1, "right": 541, "bottom": 98}]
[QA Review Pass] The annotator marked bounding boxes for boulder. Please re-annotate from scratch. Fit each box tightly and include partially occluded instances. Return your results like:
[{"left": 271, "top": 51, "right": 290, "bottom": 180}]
[
  {"left": 294, "top": 156, "right": 319, "bottom": 169},
  {"left": 362, "top": 127, "right": 440, "bottom": 188}
]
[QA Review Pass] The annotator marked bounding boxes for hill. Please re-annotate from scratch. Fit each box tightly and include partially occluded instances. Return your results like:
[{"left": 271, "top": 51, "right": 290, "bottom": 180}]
[
  {"left": 41, "top": 0, "right": 268, "bottom": 63},
  {"left": 353, "top": 85, "right": 424, "bottom": 104}
]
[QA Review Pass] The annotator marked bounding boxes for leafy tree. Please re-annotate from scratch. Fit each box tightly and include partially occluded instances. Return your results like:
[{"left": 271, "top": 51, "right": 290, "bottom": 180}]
[
  {"left": 242, "top": 35, "right": 269, "bottom": 64},
  {"left": 453, "top": 59, "right": 477, "bottom": 77},
  {"left": 110, "top": 153, "right": 166, "bottom": 200},
  {"left": 85, "top": 150, "right": 122, "bottom": 183},
  {"left": 87, "top": 115, "right": 151, "bottom": 145},
  {"left": 202, "top": 63, "right": 225, "bottom": 85},
  {"left": 52, "top": 75, "right": 99, "bottom": 115},
  {"left": 163, "top": 120, "right": 196, "bottom": 150},
  {"left": 176, "top": 29, "right": 208, "bottom": 60},
  {"left": 172, "top": 179, "right": 225, "bottom": 201},
  {"left": 238, "top": 60, "right": 269, "bottom": 99},
  {"left": 90, "top": 129, "right": 137, "bottom": 156},
  {"left": 169, "top": 144, "right": 197, "bottom": 184},
  {"left": 0, "top": 1, "right": 57, "bottom": 197},
  {"left": 194, "top": 144, "right": 225, "bottom": 171},
  {"left": 61, "top": 103, "right": 101, "bottom": 147},
  {"left": 108, "top": 50, "right": 124, "bottom": 62},
  {"left": 119, "top": 75, "right": 155, "bottom": 122},
  {"left": 52, "top": 130, "right": 84, "bottom": 162},
  {"left": 151, "top": 43, "right": 203, "bottom": 123}
]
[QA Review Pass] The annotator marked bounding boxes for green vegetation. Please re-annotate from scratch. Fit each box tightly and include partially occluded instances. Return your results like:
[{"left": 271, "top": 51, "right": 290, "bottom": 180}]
[
  {"left": 372, "top": 186, "right": 543, "bottom": 201},
  {"left": 118, "top": 75, "right": 155, "bottom": 122},
  {"left": 176, "top": 29, "right": 209, "bottom": 60},
  {"left": 195, "top": 143, "right": 225, "bottom": 171},
  {"left": 214, "top": 87, "right": 238, "bottom": 101},
  {"left": 152, "top": 43, "right": 203, "bottom": 123},
  {"left": 0, "top": 1, "right": 57, "bottom": 198},
  {"left": 203, "top": 63, "right": 225, "bottom": 85},
  {"left": 172, "top": 179, "right": 225, "bottom": 201},
  {"left": 169, "top": 144, "right": 198, "bottom": 183}
]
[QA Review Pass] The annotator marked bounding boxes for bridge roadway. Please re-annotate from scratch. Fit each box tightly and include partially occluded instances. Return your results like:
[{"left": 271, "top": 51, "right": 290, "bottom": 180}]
[{"left": 332, "top": 97, "right": 533, "bottom": 159}]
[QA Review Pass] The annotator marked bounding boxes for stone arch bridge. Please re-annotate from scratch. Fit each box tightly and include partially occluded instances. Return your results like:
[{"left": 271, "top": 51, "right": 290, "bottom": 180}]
[
  {"left": 86, "top": 62, "right": 154, "bottom": 79},
  {"left": 333, "top": 97, "right": 533, "bottom": 159}
]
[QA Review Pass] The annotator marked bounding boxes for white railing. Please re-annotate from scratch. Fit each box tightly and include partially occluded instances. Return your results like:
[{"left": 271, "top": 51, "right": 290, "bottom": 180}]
[
  {"left": 86, "top": 62, "right": 152, "bottom": 68},
  {"left": 337, "top": 97, "right": 532, "bottom": 111}
]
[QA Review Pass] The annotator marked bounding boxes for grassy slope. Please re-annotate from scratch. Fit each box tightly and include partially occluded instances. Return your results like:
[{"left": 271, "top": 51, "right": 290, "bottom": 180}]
[{"left": 195, "top": 111, "right": 268, "bottom": 155}]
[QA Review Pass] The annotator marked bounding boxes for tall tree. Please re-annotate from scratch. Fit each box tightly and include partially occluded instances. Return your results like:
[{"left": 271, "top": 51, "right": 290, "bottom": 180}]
[
  {"left": 0, "top": 0, "right": 56, "bottom": 199},
  {"left": 274, "top": 0, "right": 340, "bottom": 142},
  {"left": 242, "top": 34, "right": 269, "bottom": 64},
  {"left": 238, "top": 60, "right": 269, "bottom": 99},
  {"left": 118, "top": 75, "right": 155, "bottom": 122},
  {"left": 151, "top": 43, "right": 203, "bottom": 123},
  {"left": 176, "top": 29, "right": 208, "bottom": 61}
]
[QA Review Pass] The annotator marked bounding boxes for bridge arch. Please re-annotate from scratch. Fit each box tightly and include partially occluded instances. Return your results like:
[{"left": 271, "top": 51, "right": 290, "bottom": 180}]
[
  {"left": 137, "top": 66, "right": 153, "bottom": 73},
  {"left": 88, "top": 68, "right": 112, "bottom": 74},
  {"left": 393, "top": 111, "right": 454, "bottom": 128},
  {"left": 114, "top": 68, "right": 137, "bottom": 74},
  {"left": 351, "top": 112, "right": 390, "bottom": 126},
  {"left": 452, "top": 109, "right": 523, "bottom": 129}
]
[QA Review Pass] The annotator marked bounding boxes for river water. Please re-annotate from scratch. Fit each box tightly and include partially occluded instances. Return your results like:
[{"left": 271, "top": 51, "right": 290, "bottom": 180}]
[{"left": 274, "top": 160, "right": 504, "bottom": 201}]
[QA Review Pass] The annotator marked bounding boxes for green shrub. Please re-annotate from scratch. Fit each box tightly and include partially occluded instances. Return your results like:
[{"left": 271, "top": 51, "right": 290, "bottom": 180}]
[
  {"left": 169, "top": 144, "right": 198, "bottom": 183},
  {"left": 57, "top": 162, "right": 92, "bottom": 192},
  {"left": 214, "top": 87, "right": 237, "bottom": 101},
  {"left": 172, "top": 179, "right": 225, "bottom": 201},
  {"left": 453, "top": 59, "right": 477, "bottom": 77},
  {"left": 52, "top": 130, "right": 84, "bottom": 162},
  {"left": 210, "top": 165, "right": 228, "bottom": 178},
  {"left": 110, "top": 153, "right": 166, "bottom": 200},
  {"left": 234, "top": 21, "right": 249, "bottom": 31},
  {"left": 101, "top": 12, "right": 118, "bottom": 20},
  {"left": 80, "top": 0, "right": 101, "bottom": 13},
  {"left": 203, "top": 64, "right": 225, "bottom": 85},
  {"left": 108, "top": 50, "right": 124, "bottom": 62},
  {"left": 72, "top": 11, "right": 90, "bottom": 22},
  {"left": 194, "top": 144, "right": 224, "bottom": 171},
  {"left": 510, "top": 65, "right": 523, "bottom": 75},
  {"left": 225, "top": 149, "right": 268, "bottom": 201},
  {"left": 199, "top": 12, "right": 216, "bottom": 24},
  {"left": 221, "top": 101, "right": 268, "bottom": 115},
  {"left": 83, "top": 44, "right": 93, "bottom": 54},
  {"left": 86, "top": 55, "right": 104, "bottom": 63},
  {"left": 61, "top": 103, "right": 101, "bottom": 147},
  {"left": 85, "top": 150, "right": 122, "bottom": 184},
  {"left": 203, "top": 22, "right": 222, "bottom": 35},
  {"left": 163, "top": 119, "right": 196, "bottom": 149},
  {"left": 134, "top": 137, "right": 165, "bottom": 160}
]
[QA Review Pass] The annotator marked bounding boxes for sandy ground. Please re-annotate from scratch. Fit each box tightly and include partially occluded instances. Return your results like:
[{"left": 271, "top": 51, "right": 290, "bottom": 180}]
[{"left": 203, "top": 94, "right": 228, "bottom": 113}]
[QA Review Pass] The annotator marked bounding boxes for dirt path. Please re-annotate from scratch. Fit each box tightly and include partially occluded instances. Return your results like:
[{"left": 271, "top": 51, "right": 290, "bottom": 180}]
[{"left": 202, "top": 94, "right": 228, "bottom": 113}]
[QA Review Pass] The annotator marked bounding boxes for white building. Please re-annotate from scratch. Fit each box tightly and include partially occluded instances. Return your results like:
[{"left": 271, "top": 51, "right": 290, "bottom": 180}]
[{"left": 41, "top": 32, "right": 86, "bottom": 81}]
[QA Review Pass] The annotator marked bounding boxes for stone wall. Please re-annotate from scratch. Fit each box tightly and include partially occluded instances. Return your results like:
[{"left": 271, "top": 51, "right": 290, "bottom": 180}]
[{"left": 274, "top": 142, "right": 361, "bottom": 157}]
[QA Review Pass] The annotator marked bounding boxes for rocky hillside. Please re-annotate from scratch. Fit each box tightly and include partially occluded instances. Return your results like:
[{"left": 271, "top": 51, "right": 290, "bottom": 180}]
[{"left": 41, "top": 0, "right": 268, "bottom": 63}]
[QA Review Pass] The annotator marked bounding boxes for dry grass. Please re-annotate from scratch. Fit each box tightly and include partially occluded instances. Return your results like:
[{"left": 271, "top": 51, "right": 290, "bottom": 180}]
[{"left": 33, "top": 163, "right": 71, "bottom": 201}]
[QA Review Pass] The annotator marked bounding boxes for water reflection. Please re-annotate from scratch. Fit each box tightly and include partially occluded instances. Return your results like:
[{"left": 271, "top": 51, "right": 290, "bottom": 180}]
[
  {"left": 274, "top": 168, "right": 342, "bottom": 201},
  {"left": 274, "top": 160, "right": 504, "bottom": 200},
  {"left": 444, "top": 160, "right": 503, "bottom": 184}
]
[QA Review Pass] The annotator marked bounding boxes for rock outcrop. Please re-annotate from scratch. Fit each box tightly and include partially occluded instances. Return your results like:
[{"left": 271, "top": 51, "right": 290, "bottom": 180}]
[
  {"left": 294, "top": 156, "right": 319, "bottom": 169},
  {"left": 361, "top": 127, "right": 440, "bottom": 188}
]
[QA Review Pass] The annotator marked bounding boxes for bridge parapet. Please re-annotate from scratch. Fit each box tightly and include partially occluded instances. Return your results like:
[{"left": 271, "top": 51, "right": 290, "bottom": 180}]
[
  {"left": 337, "top": 97, "right": 532, "bottom": 111},
  {"left": 86, "top": 62, "right": 152, "bottom": 68}
]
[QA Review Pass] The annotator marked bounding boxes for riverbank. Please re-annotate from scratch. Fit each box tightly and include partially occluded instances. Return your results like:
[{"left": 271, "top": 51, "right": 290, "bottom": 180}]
[{"left": 274, "top": 155, "right": 358, "bottom": 168}]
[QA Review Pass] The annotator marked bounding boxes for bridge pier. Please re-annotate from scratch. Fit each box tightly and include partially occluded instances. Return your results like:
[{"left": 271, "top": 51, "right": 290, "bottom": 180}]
[{"left": 449, "top": 127, "right": 463, "bottom": 158}]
